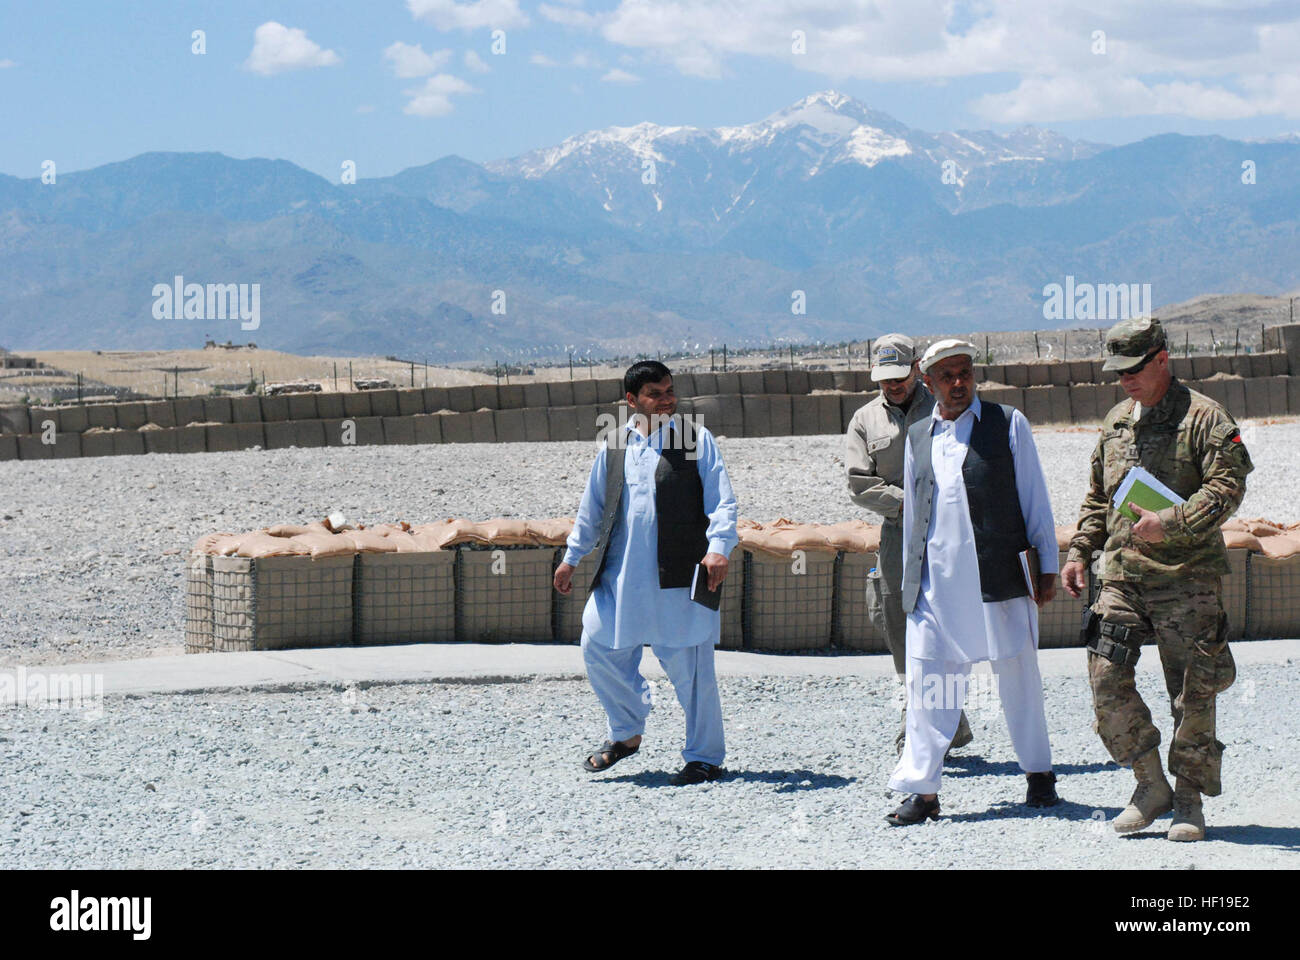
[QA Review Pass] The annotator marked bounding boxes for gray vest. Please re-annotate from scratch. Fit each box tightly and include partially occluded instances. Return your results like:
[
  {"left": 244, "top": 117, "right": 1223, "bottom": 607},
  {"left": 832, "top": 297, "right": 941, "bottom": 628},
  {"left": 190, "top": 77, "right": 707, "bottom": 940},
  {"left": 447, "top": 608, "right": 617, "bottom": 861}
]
[{"left": 901, "top": 402, "right": 1031, "bottom": 613}]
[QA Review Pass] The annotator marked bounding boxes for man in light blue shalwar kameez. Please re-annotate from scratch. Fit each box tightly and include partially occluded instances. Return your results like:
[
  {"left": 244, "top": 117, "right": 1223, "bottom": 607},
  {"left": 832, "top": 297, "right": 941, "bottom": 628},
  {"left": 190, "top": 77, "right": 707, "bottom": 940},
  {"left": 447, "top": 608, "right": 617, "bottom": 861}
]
[{"left": 554, "top": 361, "right": 739, "bottom": 785}]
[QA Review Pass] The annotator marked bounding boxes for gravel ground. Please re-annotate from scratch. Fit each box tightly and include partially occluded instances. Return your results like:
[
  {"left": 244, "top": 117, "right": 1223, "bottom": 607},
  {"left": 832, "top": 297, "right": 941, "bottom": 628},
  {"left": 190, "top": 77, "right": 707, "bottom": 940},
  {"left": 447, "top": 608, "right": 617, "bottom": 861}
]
[
  {"left": 2, "top": 420, "right": 1297, "bottom": 667},
  {"left": 3, "top": 661, "right": 1296, "bottom": 868}
]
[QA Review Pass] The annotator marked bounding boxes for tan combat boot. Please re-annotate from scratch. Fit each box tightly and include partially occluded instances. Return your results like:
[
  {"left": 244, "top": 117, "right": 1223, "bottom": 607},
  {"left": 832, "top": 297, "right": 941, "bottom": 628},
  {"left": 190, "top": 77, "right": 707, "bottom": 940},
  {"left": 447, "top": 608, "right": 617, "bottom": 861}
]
[
  {"left": 1113, "top": 748, "right": 1174, "bottom": 834},
  {"left": 1168, "top": 779, "right": 1205, "bottom": 842}
]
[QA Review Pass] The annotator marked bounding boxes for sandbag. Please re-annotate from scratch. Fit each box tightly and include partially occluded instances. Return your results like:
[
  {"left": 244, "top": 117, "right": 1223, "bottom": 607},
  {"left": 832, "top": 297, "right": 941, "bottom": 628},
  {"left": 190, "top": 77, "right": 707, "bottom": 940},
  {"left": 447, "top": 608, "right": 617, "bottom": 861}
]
[
  {"left": 192, "top": 532, "right": 237, "bottom": 556},
  {"left": 526, "top": 517, "right": 574, "bottom": 545},
  {"left": 819, "top": 521, "right": 880, "bottom": 554},
  {"left": 476, "top": 517, "right": 537, "bottom": 545},
  {"left": 226, "top": 532, "right": 311, "bottom": 558}
]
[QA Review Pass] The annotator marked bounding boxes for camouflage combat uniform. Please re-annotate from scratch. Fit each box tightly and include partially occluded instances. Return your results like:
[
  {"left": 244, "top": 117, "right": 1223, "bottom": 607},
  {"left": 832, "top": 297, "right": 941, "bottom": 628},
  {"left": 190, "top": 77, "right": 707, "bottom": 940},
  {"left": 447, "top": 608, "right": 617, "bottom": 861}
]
[{"left": 1068, "top": 366, "right": 1252, "bottom": 797}]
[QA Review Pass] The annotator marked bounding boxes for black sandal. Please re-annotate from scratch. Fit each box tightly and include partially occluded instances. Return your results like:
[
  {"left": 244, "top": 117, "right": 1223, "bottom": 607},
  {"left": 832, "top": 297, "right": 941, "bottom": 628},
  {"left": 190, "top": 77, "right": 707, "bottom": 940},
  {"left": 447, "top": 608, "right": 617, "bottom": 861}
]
[
  {"left": 885, "top": 793, "right": 941, "bottom": 826},
  {"left": 583, "top": 739, "right": 639, "bottom": 772}
]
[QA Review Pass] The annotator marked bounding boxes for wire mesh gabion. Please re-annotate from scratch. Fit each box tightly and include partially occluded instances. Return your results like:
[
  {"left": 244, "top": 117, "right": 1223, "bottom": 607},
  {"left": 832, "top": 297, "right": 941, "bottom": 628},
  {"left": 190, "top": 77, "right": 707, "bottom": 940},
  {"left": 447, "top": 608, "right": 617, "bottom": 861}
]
[
  {"left": 746, "top": 548, "right": 837, "bottom": 651},
  {"left": 211, "top": 555, "right": 354, "bottom": 652},
  {"left": 354, "top": 551, "right": 456, "bottom": 645},
  {"left": 457, "top": 545, "right": 555, "bottom": 643},
  {"left": 184, "top": 553, "right": 214, "bottom": 654}
]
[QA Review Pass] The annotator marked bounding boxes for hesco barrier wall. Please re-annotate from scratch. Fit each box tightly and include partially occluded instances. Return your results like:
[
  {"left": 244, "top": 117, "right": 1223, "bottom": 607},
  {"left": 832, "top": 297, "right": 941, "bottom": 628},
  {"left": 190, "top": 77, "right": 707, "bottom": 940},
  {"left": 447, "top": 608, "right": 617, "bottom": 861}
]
[
  {"left": 3, "top": 339, "right": 1297, "bottom": 461},
  {"left": 184, "top": 520, "right": 1300, "bottom": 653}
]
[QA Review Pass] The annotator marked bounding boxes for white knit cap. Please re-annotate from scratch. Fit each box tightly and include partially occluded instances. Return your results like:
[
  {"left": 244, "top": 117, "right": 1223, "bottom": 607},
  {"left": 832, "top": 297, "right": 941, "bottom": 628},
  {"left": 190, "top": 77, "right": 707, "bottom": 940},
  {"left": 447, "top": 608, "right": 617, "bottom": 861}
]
[{"left": 919, "top": 338, "right": 976, "bottom": 374}]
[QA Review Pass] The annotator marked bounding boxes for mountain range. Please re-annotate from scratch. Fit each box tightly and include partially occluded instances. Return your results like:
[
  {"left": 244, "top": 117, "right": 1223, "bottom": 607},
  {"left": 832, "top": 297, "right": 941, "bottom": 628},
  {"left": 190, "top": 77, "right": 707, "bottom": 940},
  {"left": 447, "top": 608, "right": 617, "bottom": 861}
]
[{"left": 2, "top": 91, "right": 1298, "bottom": 360}]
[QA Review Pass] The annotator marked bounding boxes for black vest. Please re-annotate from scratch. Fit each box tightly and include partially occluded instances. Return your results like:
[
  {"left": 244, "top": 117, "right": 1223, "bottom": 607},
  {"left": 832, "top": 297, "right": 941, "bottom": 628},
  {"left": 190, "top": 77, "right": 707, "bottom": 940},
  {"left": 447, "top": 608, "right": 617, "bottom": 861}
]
[
  {"left": 903, "top": 401, "right": 1031, "bottom": 607},
  {"left": 589, "top": 419, "right": 710, "bottom": 590}
]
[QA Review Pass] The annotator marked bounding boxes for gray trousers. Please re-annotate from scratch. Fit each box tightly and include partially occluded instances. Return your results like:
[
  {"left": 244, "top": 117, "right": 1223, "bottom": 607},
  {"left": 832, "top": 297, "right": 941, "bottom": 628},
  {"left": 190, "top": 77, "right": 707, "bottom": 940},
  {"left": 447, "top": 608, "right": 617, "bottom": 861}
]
[{"left": 867, "top": 519, "right": 907, "bottom": 676}]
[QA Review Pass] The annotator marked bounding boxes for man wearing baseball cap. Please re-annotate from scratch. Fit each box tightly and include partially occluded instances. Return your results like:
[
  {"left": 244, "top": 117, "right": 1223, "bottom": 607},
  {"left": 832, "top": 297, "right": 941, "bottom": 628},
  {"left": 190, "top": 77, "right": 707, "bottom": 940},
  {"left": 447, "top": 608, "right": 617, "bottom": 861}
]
[
  {"left": 1062, "top": 317, "right": 1251, "bottom": 840},
  {"left": 845, "top": 334, "right": 972, "bottom": 755},
  {"left": 886, "top": 339, "right": 1061, "bottom": 825}
]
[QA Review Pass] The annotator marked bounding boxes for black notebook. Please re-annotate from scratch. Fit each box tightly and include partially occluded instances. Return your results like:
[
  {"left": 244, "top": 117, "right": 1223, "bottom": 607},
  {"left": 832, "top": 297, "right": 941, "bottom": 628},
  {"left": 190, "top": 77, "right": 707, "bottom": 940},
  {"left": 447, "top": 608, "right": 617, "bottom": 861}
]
[{"left": 690, "top": 562, "right": 722, "bottom": 610}]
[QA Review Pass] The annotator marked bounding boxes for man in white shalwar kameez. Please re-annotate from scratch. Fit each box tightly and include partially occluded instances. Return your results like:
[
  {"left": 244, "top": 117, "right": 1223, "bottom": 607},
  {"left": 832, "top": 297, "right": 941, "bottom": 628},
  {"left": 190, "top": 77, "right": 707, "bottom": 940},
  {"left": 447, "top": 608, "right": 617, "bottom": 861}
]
[{"left": 885, "top": 340, "right": 1062, "bottom": 825}]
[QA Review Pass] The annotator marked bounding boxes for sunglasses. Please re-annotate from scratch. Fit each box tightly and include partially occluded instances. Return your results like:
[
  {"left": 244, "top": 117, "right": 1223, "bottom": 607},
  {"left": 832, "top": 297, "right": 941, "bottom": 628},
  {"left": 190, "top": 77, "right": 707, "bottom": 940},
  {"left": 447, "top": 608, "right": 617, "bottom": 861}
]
[{"left": 1117, "top": 348, "right": 1161, "bottom": 377}]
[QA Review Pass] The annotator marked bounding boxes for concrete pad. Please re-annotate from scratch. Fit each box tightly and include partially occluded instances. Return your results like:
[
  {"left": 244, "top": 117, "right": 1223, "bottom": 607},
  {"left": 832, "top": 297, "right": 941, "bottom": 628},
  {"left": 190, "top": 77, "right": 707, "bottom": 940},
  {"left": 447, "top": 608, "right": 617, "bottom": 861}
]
[
  {"left": 291, "top": 420, "right": 325, "bottom": 448},
  {"left": 143, "top": 429, "right": 179, "bottom": 455},
  {"left": 201, "top": 397, "right": 232, "bottom": 424},
  {"left": 18, "top": 435, "right": 52, "bottom": 460},
  {"left": 177, "top": 426, "right": 207, "bottom": 454},
  {"left": 381, "top": 416, "right": 415, "bottom": 445},
  {"left": 52, "top": 405, "right": 88, "bottom": 434},
  {"left": 493, "top": 408, "right": 527, "bottom": 442},
  {"left": 412, "top": 413, "right": 442, "bottom": 445},
  {"left": 0, "top": 435, "right": 17, "bottom": 460},
  {"left": 497, "top": 385, "right": 525, "bottom": 409},
  {"left": 421, "top": 387, "right": 450, "bottom": 414},
  {"left": 396, "top": 389, "right": 424, "bottom": 416},
  {"left": 522, "top": 383, "right": 549, "bottom": 408},
  {"left": 230, "top": 395, "right": 262, "bottom": 423},
  {"left": 208, "top": 423, "right": 244, "bottom": 452},
  {"left": 261, "top": 395, "right": 291, "bottom": 421},
  {"left": 80, "top": 432, "right": 114, "bottom": 458},
  {"left": 0, "top": 405, "right": 30, "bottom": 436},
  {"left": 547, "top": 406, "right": 579, "bottom": 441},
  {"left": 523, "top": 408, "right": 550, "bottom": 442},
  {"left": 287, "top": 393, "right": 318, "bottom": 421},
  {"left": 86, "top": 403, "right": 118, "bottom": 429},
  {"left": 787, "top": 370, "right": 810, "bottom": 394},
  {"left": 546, "top": 382, "right": 575, "bottom": 408},
  {"left": 472, "top": 385, "right": 499, "bottom": 410},
  {"left": 341, "top": 392, "right": 371, "bottom": 418},
  {"left": 111, "top": 430, "right": 145, "bottom": 456},
  {"left": 115, "top": 402, "right": 147, "bottom": 429},
  {"left": 367, "top": 389, "right": 400, "bottom": 418},
  {"left": 571, "top": 380, "right": 598, "bottom": 406}
]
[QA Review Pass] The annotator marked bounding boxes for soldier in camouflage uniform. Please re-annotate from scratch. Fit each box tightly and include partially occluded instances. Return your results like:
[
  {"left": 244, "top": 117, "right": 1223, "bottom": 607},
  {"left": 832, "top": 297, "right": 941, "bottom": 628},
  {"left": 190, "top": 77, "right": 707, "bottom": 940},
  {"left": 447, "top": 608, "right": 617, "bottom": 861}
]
[
  {"left": 846, "top": 334, "right": 972, "bottom": 755},
  {"left": 1062, "top": 317, "right": 1251, "bottom": 842}
]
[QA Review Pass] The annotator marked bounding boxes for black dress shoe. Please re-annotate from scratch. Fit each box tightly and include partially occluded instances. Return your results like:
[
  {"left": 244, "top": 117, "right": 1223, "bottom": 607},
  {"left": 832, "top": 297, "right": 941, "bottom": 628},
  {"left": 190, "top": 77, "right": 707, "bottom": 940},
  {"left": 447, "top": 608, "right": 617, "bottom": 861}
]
[
  {"left": 885, "top": 793, "right": 940, "bottom": 825},
  {"left": 1025, "top": 771, "right": 1060, "bottom": 807},
  {"left": 670, "top": 761, "right": 726, "bottom": 785}
]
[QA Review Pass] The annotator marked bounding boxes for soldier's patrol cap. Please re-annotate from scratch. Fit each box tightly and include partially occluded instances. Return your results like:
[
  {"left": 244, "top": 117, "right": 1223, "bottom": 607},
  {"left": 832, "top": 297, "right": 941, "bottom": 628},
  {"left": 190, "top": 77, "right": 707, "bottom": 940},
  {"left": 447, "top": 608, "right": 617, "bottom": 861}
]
[
  {"left": 1103, "top": 316, "right": 1168, "bottom": 372},
  {"left": 870, "top": 333, "right": 917, "bottom": 382}
]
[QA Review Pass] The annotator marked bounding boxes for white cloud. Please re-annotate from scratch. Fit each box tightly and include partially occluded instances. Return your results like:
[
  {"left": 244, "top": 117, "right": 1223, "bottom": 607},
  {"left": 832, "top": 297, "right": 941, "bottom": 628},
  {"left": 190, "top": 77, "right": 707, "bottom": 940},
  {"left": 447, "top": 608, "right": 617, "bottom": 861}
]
[
  {"left": 600, "top": 68, "right": 641, "bottom": 84},
  {"left": 402, "top": 73, "right": 477, "bottom": 116},
  {"left": 530, "top": 53, "right": 559, "bottom": 67},
  {"left": 244, "top": 22, "right": 341, "bottom": 76},
  {"left": 570, "top": 50, "right": 601, "bottom": 69},
  {"left": 540, "top": 3, "right": 600, "bottom": 29},
  {"left": 546, "top": 0, "right": 1300, "bottom": 120},
  {"left": 383, "top": 42, "right": 453, "bottom": 77},
  {"left": 464, "top": 50, "right": 491, "bottom": 73},
  {"left": 0, "top": 59, "right": 15, "bottom": 69},
  {"left": 407, "top": 0, "right": 529, "bottom": 31}
]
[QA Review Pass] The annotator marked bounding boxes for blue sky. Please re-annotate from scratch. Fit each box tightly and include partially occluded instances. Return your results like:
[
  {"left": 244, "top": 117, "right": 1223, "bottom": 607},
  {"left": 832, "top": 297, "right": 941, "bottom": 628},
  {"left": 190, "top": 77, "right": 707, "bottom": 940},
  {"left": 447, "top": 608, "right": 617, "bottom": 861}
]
[{"left": 3, "top": 0, "right": 1299, "bottom": 181}]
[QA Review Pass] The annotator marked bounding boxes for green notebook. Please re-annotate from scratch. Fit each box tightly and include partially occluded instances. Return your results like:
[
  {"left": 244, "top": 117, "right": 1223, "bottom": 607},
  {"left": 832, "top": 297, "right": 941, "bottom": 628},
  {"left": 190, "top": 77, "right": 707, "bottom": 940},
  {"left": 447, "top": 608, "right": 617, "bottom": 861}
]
[{"left": 1112, "top": 466, "right": 1185, "bottom": 522}]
